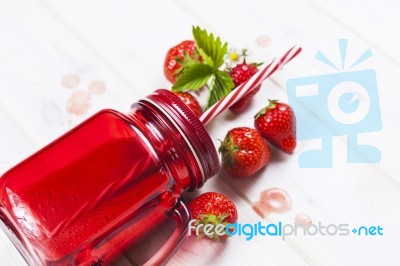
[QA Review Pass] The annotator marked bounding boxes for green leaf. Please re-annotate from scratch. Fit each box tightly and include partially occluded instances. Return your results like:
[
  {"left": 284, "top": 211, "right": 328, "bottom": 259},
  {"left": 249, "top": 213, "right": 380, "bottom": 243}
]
[
  {"left": 197, "top": 48, "right": 215, "bottom": 66},
  {"left": 172, "top": 64, "right": 214, "bottom": 92},
  {"left": 181, "top": 49, "right": 203, "bottom": 69},
  {"left": 206, "top": 70, "right": 234, "bottom": 109},
  {"left": 173, "top": 52, "right": 196, "bottom": 77},
  {"left": 192, "top": 26, "right": 228, "bottom": 68}
]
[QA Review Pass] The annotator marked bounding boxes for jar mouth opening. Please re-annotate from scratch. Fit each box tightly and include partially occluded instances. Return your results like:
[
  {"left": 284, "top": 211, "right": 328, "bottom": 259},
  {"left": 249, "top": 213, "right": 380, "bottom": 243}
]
[{"left": 141, "top": 90, "right": 219, "bottom": 190}]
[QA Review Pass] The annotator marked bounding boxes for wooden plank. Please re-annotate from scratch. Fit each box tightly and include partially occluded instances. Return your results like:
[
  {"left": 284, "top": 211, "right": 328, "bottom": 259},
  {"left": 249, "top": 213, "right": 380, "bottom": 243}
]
[
  {"left": 0, "top": 0, "right": 399, "bottom": 265},
  {"left": 0, "top": 0, "right": 136, "bottom": 147}
]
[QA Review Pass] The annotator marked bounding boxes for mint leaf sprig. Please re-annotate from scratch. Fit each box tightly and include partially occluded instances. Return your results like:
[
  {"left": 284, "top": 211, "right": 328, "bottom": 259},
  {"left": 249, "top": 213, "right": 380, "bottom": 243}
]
[{"left": 172, "top": 26, "right": 234, "bottom": 109}]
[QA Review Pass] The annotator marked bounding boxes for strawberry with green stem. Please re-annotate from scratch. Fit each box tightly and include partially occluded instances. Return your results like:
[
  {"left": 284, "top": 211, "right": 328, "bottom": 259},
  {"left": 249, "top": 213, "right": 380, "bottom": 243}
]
[
  {"left": 167, "top": 27, "right": 263, "bottom": 113},
  {"left": 188, "top": 192, "right": 238, "bottom": 241},
  {"left": 219, "top": 127, "right": 271, "bottom": 178},
  {"left": 164, "top": 40, "right": 201, "bottom": 83},
  {"left": 171, "top": 26, "right": 234, "bottom": 109}
]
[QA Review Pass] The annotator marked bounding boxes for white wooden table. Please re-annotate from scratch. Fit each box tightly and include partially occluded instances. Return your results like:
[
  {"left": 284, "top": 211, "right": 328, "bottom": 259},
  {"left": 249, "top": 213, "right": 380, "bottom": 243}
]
[{"left": 1, "top": 0, "right": 399, "bottom": 265}]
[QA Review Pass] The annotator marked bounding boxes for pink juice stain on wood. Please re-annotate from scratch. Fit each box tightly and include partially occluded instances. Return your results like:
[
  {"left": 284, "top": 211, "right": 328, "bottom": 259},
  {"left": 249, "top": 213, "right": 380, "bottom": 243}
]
[
  {"left": 253, "top": 188, "right": 292, "bottom": 218},
  {"left": 256, "top": 35, "right": 272, "bottom": 47},
  {"left": 67, "top": 91, "right": 91, "bottom": 116},
  {"left": 62, "top": 75, "right": 107, "bottom": 116},
  {"left": 61, "top": 74, "right": 80, "bottom": 89},
  {"left": 88, "top": 81, "right": 106, "bottom": 95},
  {"left": 295, "top": 213, "right": 312, "bottom": 226}
]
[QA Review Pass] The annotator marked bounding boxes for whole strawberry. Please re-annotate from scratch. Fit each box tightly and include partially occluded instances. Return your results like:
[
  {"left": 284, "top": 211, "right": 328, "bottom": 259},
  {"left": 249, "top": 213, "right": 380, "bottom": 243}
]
[
  {"left": 173, "top": 91, "right": 203, "bottom": 117},
  {"left": 219, "top": 127, "right": 270, "bottom": 178},
  {"left": 188, "top": 192, "right": 238, "bottom": 241},
  {"left": 229, "top": 63, "right": 261, "bottom": 113},
  {"left": 254, "top": 100, "right": 296, "bottom": 153},
  {"left": 164, "top": 40, "right": 200, "bottom": 83}
]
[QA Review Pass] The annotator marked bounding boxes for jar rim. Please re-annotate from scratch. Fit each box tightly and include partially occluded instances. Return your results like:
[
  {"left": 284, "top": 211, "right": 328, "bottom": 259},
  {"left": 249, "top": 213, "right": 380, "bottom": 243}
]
[{"left": 141, "top": 90, "right": 219, "bottom": 189}]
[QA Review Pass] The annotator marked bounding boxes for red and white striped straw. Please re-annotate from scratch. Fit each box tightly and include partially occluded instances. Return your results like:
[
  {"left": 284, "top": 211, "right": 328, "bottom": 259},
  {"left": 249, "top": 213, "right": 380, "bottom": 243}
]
[{"left": 200, "top": 45, "right": 302, "bottom": 125}]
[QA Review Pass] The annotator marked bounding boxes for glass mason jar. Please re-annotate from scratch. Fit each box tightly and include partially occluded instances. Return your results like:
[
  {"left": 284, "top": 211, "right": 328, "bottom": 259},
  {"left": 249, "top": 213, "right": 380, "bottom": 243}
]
[{"left": 0, "top": 89, "right": 219, "bottom": 265}]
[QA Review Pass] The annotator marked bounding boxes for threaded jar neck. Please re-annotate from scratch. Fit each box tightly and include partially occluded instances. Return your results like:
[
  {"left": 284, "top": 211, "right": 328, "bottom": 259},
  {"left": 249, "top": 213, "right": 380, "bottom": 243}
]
[{"left": 138, "top": 89, "right": 219, "bottom": 190}]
